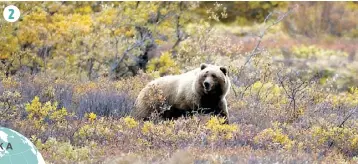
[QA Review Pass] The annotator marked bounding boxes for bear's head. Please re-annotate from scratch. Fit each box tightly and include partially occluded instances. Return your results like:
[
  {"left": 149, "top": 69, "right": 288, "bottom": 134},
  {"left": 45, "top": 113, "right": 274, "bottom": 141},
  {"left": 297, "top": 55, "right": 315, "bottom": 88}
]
[{"left": 196, "top": 63, "right": 230, "bottom": 97}]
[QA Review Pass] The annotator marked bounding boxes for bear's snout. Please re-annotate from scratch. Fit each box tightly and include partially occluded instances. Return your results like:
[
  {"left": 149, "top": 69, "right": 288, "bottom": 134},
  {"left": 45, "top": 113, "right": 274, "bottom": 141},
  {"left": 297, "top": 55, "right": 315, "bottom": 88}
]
[{"left": 203, "top": 81, "right": 211, "bottom": 90}]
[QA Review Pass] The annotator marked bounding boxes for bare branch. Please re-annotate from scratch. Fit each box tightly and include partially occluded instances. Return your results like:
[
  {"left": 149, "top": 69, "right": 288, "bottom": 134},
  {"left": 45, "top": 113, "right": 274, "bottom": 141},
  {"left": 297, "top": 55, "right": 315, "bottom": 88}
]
[{"left": 237, "top": 6, "right": 296, "bottom": 76}]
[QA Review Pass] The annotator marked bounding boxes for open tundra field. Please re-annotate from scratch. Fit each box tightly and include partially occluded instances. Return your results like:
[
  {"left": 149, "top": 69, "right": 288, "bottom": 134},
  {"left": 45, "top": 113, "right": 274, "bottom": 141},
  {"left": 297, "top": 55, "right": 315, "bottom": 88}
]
[{"left": 1, "top": 2, "right": 358, "bottom": 163}]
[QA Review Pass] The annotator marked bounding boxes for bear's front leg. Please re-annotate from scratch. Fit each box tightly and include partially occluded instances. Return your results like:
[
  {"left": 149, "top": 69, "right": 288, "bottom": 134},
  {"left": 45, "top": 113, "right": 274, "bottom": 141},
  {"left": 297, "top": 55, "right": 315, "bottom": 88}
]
[{"left": 217, "top": 99, "right": 230, "bottom": 124}]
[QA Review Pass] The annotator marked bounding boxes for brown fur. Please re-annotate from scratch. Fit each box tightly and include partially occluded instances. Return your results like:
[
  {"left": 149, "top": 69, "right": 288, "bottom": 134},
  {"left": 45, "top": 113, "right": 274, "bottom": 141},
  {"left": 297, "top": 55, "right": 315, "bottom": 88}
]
[{"left": 131, "top": 63, "right": 231, "bottom": 123}]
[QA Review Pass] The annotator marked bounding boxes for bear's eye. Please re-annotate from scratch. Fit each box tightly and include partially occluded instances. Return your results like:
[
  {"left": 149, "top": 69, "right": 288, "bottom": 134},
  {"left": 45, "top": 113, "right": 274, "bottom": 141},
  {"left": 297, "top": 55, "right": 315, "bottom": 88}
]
[{"left": 212, "top": 74, "right": 217, "bottom": 78}]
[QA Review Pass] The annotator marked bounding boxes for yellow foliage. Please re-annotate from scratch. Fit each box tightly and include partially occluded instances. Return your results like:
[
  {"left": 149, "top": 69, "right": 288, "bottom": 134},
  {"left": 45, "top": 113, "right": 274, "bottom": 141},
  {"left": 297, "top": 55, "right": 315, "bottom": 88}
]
[
  {"left": 121, "top": 2, "right": 158, "bottom": 24},
  {"left": 18, "top": 7, "right": 48, "bottom": 46},
  {"left": 330, "top": 87, "right": 358, "bottom": 107},
  {"left": 244, "top": 81, "right": 287, "bottom": 106},
  {"left": 49, "top": 107, "right": 68, "bottom": 123},
  {"left": 311, "top": 125, "right": 358, "bottom": 149},
  {"left": 74, "top": 118, "right": 116, "bottom": 144},
  {"left": 1, "top": 77, "right": 19, "bottom": 89},
  {"left": 125, "top": 29, "right": 135, "bottom": 38},
  {"left": 113, "top": 27, "right": 134, "bottom": 37},
  {"left": 0, "top": 24, "right": 19, "bottom": 59},
  {"left": 141, "top": 121, "right": 155, "bottom": 135},
  {"left": 147, "top": 51, "right": 180, "bottom": 77},
  {"left": 26, "top": 96, "right": 54, "bottom": 126},
  {"left": 87, "top": 112, "right": 97, "bottom": 122},
  {"left": 351, "top": 135, "right": 358, "bottom": 149},
  {"left": 123, "top": 116, "right": 138, "bottom": 129},
  {"left": 136, "top": 138, "right": 152, "bottom": 147},
  {"left": 76, "top": 124, "right": 93, "bottom": 139},
  {"left": 254, "top": 122, "right": 294, "bottom": 150},
  {"left": 205, "top": 116, "right": 238, "bottom": 140},
  {"left": 292, "top": 45, "right": 348, "bottom": 59},
  {"left": 97, "top": 8, "right": 118, "bottom": 25},
  {"left": 37, "top": 137, "right": 92, "bottom": 162},
  {"left": 141, "top": 121, "right": 176, "bottom": 141},
  {"left": 75, "top": 5, "right": 93, "bottom": 14},
  {"left": 25, "top": 96, "right": 68, "bottom": 128}
]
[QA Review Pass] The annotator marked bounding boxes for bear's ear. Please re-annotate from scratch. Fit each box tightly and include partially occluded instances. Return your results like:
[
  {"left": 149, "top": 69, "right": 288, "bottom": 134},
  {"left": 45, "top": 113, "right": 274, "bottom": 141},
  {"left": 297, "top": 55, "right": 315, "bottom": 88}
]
[
  {"left": 200, "top": 63, "right": 208, "bottom": 70},
  {"left": 220, "top": 66, "right": 228, "bottom": 75}
]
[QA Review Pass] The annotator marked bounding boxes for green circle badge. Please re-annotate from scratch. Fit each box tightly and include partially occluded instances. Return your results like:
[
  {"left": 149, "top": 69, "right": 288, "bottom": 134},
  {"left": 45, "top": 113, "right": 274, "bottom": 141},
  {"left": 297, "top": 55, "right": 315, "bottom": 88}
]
[{"left": 0, "top": 127, "right": 45, "bottom": 164}]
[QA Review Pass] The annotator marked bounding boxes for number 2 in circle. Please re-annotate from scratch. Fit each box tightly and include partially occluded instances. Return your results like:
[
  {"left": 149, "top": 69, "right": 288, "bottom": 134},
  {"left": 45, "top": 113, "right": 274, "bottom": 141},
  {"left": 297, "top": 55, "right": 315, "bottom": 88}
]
[{"left": 8, "top": 9, "right": 15, "bottom": 19}]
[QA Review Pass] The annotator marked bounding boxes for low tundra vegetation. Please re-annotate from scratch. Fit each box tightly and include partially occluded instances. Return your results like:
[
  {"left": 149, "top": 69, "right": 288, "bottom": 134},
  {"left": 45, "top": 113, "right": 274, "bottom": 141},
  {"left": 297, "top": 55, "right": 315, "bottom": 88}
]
[{"left": 1, "top": 73, "right": 358, "bottom": 163}]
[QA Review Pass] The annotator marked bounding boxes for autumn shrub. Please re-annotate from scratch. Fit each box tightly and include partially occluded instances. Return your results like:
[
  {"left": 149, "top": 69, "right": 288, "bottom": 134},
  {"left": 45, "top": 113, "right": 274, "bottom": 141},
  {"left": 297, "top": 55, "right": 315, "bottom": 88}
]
[
  {"left": 52, "top": 80, "right": 75, "bottom": 110},
  {"left": 71, "top": 78, "right": 140, "bottom": 118},
  {"left": 114, "top": 73, "right": 152, "bottom": 98},
  {"left": 292, "top": 45, "right": 348, "bottom": 59},
  {"left": 0, "top": 90, "right": 23, "bottom": 127},
  {"left": 147, "top": 51, "right": 180, "bottom": 77},
  {"left": 76, "top": 90, "right": 134, "bottom": 117},
  {"left": 34, "top": 137, "right": 99, "bottom": 163},
  {"left": 273, "top": 45, "right": 358, "bottom": 90},
  {"left": 254, "top": 122, "right": 294, "bottom": 150},
  {"left": 16, "top": 74, "right": 58, "bottom": 103},
  {"left": 228, "top": 79, "right": 291, "bottom": 127},
  {"left": 1, "top": 74, "right": 141, "bottom": 119},
  {"left": 308, "top": 126, "right": 358, "bottom": 156},
  {"left": 23, "top": 96, "right": 71, "bottom": 138},
  {"left": 74, "top": 117, "right": 118, "bottom": 146},
  {"left": 205, "top": 116, "right": 239, "bottom": 141},
  {"left": 198, "top": 2, "right": 287, "bottom": 25},
  {"left": 177, "top": 21, "right": 243, "bottom": 69}
]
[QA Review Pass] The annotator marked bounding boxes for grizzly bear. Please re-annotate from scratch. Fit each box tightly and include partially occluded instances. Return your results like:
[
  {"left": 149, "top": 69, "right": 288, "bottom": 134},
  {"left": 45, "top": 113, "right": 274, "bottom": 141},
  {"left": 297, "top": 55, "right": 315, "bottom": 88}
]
[{"left": 131, "top": 63, "right": 231, "bottom": 123}]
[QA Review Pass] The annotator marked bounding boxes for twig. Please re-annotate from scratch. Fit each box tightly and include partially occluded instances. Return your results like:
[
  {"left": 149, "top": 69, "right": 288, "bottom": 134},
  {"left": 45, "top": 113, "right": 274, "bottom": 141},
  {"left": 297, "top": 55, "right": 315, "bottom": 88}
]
[
  {"left": 118, "top": 42, "right": 141, "bottom": 64},
  {"left": 232, "top": 6, "right": 295, "bottom": 98},
  {"left": 172, "top": 2, "right": 184, "bottom": 50},
  {"left": 238, "top": 6, "right": 296, "bottom": 76},
  {"left": 327, "top": 107, "right": 357, "bottom": 149},
  {"left": 338, "top": 108, "right": 357, "bottom": 128}
]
